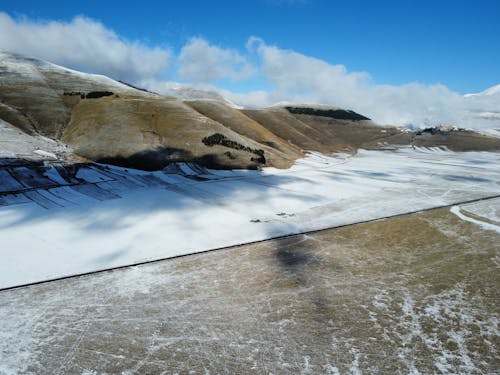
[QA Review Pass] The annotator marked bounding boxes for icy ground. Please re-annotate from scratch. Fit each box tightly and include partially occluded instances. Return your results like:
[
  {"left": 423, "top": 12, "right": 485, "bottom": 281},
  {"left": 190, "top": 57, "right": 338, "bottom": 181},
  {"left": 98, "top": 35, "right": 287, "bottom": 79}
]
[
  {"left": 0, "top": 147, "right": 499, "bottom": 289},
  {"left": 0, "top": 206, "right": 498, "bottom": 374},
  {"left": 0, "top": 119, "right": 70, "bottom": 160}
]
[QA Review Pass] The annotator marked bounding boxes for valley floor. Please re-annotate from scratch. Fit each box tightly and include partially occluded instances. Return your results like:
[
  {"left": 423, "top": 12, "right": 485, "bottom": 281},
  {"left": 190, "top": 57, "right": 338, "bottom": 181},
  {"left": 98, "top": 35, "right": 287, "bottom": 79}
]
[
  {"left": 0, "top": 147, "right": 499, "bottom": 373},
  {"left": 0, "top": 205, "right": 498, "bottom": 374},
  {"left": 0, "top": 147, "right": 499, "bottom": 289}
]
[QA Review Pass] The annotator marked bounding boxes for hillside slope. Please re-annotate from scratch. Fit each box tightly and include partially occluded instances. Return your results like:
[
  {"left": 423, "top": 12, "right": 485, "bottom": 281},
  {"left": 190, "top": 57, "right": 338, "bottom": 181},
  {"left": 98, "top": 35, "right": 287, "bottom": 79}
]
[
  {"left": 1, "top": 51, "right": 499, "bottom": 170},
  {"left": 0, "top": 51, "right": 150, "bottom": 138},
  {"left": 63, "top": 96, "right": 294, "bottom": 170}
]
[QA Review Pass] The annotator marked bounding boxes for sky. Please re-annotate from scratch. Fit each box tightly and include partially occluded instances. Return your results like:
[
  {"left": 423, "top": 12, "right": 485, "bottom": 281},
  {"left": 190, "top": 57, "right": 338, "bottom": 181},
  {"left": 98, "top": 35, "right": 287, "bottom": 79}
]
[{"left": 0, "top": 0, "right": 499, "bottom": 128}]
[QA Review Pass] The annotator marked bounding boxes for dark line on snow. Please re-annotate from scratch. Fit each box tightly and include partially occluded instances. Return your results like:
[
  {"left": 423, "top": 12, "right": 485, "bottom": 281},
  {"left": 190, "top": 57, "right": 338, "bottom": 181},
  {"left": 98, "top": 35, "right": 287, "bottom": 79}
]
[{"left": 1, "top": 194, "right": 499, "bottom": 293}]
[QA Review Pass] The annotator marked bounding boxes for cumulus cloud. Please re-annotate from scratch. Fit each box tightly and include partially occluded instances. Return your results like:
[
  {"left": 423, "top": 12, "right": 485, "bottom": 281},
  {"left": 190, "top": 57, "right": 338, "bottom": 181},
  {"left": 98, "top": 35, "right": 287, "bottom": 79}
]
[
  {"left": 178, "top": 37, "right": 255, "bottom": 82},
  {"left": 244, "top": 37, "right": 372, "bottom": 105},
  {"left": 220, "top": 38, "right": 498, "bottom": 129},
  {"left": 0, "top": 12, "right": 497, "bottom": 129},
  {"left": 0, "top": 12, "right": 170, "bottom": 82}
]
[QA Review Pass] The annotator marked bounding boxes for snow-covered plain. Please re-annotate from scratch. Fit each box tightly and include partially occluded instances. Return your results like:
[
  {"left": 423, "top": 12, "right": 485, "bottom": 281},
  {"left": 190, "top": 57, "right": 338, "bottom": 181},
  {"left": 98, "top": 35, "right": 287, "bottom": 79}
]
[{"left": 0, "top": 147, "right": 499, "bottom": 289}]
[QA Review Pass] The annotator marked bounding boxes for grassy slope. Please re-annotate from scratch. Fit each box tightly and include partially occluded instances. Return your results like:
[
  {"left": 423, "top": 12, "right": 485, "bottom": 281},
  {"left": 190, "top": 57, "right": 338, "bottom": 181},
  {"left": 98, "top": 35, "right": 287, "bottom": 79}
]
[
  {"left": 242, "top": 108, "right": 330, "bottom": 153},
  {"left": 1, "top": 52, "right": 499, "bottom": 170},
  {"left": 63, "top": 97, "right": 289, "bottom": 169},
  {"left": 413, "top": 131, "right": 500, "bottom": 151},
  {"left": 186, "top": 100, "right": 302, "bottom": 167}
]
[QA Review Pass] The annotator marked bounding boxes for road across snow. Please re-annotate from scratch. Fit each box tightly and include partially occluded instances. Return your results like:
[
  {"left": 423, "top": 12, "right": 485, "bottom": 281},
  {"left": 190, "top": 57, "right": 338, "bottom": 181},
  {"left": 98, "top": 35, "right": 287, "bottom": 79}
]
[{"left": 0, "top": 147, "right": 499, "bottom": 289}]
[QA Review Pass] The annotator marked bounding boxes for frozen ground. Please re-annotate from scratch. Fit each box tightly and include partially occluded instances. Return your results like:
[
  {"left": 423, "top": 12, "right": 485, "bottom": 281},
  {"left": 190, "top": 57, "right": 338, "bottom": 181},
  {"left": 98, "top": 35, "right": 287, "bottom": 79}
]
[
  {"left": 451, "top": 197, "right": 500, "bottom": 233},
  {"left": 0, "top": 207, "right": 498, "bottom": 374},
  {"left": 0, "top": 147, "right": 499, "bottom": 289},
  {"left": 0, "top": 119, "right": 70, "bottom": 160}
]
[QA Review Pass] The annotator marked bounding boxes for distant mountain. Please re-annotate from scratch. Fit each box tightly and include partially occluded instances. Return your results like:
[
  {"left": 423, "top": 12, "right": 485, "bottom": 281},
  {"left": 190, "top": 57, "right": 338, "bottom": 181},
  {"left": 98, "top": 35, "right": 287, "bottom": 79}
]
[
  {"left": 463, "top": 85, "right": 500, "bottom": 125},
  {"left": 464, "top": 84, "right": 500, "bottom": 98},
  {"left": 166, "top": 85, "right": 241, "bottom": 106},
  {"left": 1, "top": 51, "right": 499, "bottom": 170}
]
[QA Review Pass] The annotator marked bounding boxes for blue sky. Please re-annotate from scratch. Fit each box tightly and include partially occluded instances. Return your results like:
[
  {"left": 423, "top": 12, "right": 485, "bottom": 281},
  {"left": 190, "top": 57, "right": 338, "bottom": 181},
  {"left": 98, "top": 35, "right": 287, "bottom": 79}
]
[{"left": 2, "top": 0, "right": 499, "bottom": 93}]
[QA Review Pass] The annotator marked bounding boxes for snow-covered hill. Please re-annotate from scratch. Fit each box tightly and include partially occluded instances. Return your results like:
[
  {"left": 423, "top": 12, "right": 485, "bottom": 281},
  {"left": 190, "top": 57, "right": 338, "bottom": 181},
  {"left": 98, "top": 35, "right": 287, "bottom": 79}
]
[
  {"left": 463, "top": 84, "right": 500, "bottom": 129},
  {"left": 464, "top": 84, "right": 500, "bottom": 98}
]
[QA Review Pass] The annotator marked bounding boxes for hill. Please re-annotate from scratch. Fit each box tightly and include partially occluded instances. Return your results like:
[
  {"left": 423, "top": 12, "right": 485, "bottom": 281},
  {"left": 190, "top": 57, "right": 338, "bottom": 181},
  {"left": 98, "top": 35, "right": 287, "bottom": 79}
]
[{"left": 1, "top": 51, "right": 499, "bottom": 170}]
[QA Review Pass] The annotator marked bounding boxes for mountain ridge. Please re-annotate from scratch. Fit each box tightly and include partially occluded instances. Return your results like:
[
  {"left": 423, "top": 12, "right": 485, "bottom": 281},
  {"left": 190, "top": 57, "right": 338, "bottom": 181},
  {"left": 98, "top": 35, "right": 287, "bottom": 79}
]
[{"left": 1, "top": 51, "right": 499, "bottom": 170}]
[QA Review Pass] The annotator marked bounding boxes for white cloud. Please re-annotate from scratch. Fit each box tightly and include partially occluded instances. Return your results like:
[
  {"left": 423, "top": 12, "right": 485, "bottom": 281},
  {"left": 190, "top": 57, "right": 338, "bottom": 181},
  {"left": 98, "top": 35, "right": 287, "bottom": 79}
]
[
  {"left": 178, "top": 37, "right": 255, "bottom": 82},
  {"left": 138, "top": 36, "right": 500, "bottom": 129},
  {"left": 222, "top": 38, "right": 499, "bottom": 129},
  {"left": 0, "top": 12, "right": 170, "bottom": 82},
  {"left": 0, "top": 12, "right": 497, "bottom": 130},
  {"left": 246, "top": 37, "right": 372, "bottom": 103}
]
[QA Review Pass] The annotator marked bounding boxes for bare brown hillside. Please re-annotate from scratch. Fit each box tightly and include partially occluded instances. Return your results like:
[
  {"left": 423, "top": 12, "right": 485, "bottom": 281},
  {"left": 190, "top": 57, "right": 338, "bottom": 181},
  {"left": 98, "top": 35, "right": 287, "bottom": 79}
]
[
  {"left": 0, "top": 51, "right": 150, "bottom": 139},
  {"left": 63, "top": 96, "right": 295, "bottom": 170},
  {"left": 1, "top": 51, "right": 499, "bottom": 170}
]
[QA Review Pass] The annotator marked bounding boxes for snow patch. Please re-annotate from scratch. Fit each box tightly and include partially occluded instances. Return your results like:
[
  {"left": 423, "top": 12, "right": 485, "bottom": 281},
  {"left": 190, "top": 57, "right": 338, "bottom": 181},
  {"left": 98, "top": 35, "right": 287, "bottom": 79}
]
[
  {"left": 33, "top": 150, "right": 57, "bottom": 159},
  {"left": 450, "top": 206, "right": 500, "bottom": 233}
]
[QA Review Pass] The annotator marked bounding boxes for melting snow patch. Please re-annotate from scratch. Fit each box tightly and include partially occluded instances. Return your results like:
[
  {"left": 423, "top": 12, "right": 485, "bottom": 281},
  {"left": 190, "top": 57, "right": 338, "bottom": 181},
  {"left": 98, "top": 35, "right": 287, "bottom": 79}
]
[
  {"left": 33, "top": 149, "right": 57, "bottom": 159},
  {"left": 450, "top": 205, "right": 500, "bottom": 233}
]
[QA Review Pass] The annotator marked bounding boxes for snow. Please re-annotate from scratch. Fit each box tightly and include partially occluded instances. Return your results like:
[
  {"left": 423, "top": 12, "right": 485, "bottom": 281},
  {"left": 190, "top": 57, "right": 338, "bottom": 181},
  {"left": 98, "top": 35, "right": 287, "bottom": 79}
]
[
  {"left": 0, "top": 118, "right": 70, "bottom": 159},
  {"left": 42, "top": 167, "right": 67, "bottom": 185},
  {"left": 0, "top": 170, "right": 24, "bottom": 192},
  {"left": 44, "top": 61, "right": 131, "bottom": 90},
  {"left": 478, "top": 128, "right": 500, "bottom": 138},
  {"left": 0, "top": 147, "right": 499, "bottom": 289},
  {"left": 450, "top": 204, "right": 500, "bottom": 234},
  {"left": 75, "top": 167, "right": 114, "bottom": 183},
  {"left": 33, "top": 150, "right": 57, "bottom": 159},
  {"left": 0, "top": 199, "right": 497, "bottom": 373},
  {"left": 392, "top": 286, "right": 496, "bottom": 374},
  {"left": 464, "top": 84, "right": 500, "bottom": 98},
  {"left": 459, "top": 198, "right": 500, "bottom": 223},
  {"left": 0, "top": 50, "right": 157, "bottom": 100}
]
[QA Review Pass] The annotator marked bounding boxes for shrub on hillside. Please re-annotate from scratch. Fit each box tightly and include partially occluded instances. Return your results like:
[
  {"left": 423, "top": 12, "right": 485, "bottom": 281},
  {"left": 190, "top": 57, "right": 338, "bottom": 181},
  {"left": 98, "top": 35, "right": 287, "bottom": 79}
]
[
  {"left": 85, "top": 91, "right": 114, "bottom": 99},
  {"left": 202, "top": 133, "right": 266, "bottom": 163}
]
